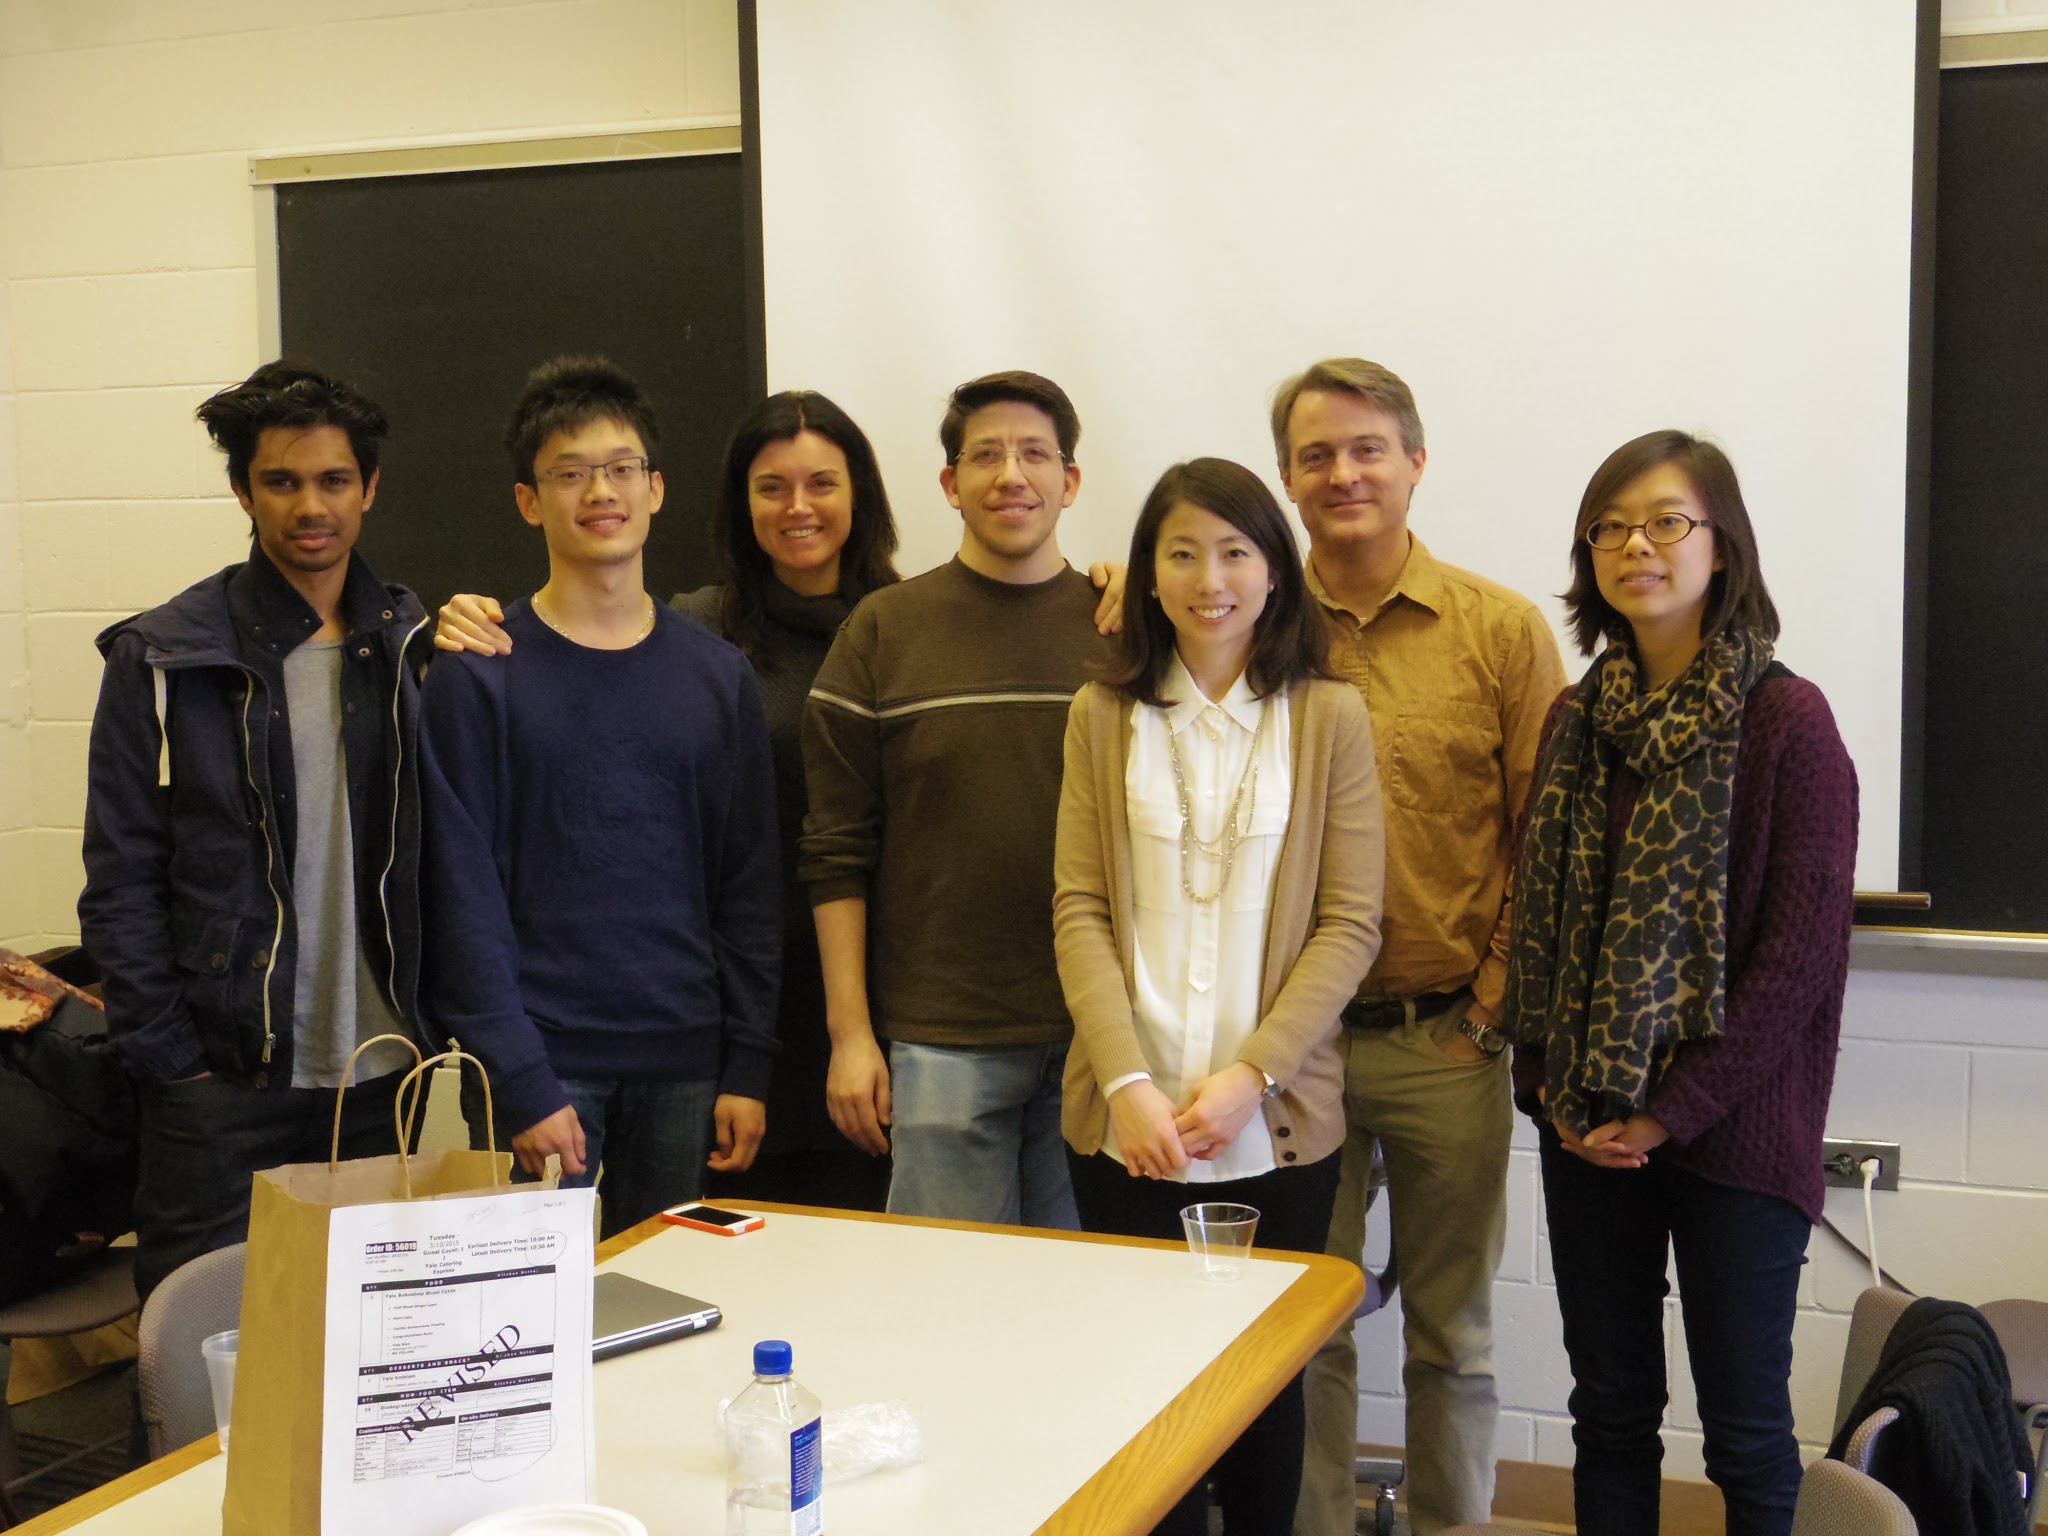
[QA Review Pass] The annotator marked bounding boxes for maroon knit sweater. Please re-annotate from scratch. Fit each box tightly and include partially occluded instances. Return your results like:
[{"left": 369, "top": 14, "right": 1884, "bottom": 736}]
[{"left": 1511, "top": 672, "right": 1860, "bottom": 1222}]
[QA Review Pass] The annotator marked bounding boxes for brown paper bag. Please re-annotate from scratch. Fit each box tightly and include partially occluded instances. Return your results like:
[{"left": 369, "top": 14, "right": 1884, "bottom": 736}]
[{"left": 223, "top": 1038, "right": 519, "bottom": 1536}]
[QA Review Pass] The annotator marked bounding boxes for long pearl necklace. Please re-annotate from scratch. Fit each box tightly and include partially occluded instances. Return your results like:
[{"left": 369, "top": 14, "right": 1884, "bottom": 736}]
[
  {"left": 531, "top": 592, "right": 656, "bottom": 646},
  {"left": 1164, "top": 700, "right": 1269, "bottom": 904}
]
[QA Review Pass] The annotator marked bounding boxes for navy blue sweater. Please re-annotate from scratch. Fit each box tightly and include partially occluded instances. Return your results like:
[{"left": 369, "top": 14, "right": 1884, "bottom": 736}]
[{"left": 418, "top": 600, "right": 780, "bottom": 1133}]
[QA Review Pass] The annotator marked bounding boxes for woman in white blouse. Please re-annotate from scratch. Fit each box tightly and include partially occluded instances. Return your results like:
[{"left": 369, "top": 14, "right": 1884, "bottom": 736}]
[{"left": 1053, "top": 457, "right": 1386, "bottom": 1536}]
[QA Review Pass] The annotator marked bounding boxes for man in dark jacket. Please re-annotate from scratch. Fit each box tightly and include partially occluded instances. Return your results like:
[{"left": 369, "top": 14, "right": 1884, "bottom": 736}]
[{"left": 78, "top": 362, "right": 432, "bottom": 1302}]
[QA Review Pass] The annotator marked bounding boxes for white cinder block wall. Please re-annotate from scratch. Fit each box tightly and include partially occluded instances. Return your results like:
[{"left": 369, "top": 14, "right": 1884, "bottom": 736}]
[
  {"left": 1350, "top": 952, "right": 2048, "bottom": 1475},
  {"left": 0, "top": 0, "right": 740, "bottom": 953},
  {"left": 0, "top": 0, "right": 2041, "bottom": 1485},
  {"left": 1946, "top": 0, "right": 2048, "bottom": 26}
]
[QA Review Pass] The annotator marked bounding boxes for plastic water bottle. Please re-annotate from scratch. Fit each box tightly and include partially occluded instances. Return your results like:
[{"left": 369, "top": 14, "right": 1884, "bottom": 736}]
[{"left": 724, "top": 1339, "right": 823, "bottom": 1535}]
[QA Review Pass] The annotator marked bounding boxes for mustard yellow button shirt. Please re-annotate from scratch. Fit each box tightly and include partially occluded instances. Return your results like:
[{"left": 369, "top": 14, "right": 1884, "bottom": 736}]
[{"left": 1308, "top": 537, "right": 1566, "bottom": 1013}]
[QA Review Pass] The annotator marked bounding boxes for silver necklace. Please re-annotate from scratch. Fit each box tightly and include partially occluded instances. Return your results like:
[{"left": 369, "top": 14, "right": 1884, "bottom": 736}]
[
  {"left": 532, "top": 592, "right": 655, "bottom": 645},
  {"left": 1164, "top": 700, "right": 1268, "bottom": 904}
]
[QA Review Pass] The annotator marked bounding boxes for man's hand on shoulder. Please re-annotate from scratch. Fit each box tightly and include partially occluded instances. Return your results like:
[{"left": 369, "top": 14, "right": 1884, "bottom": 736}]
[
  {"left": 708, "top": 1094, "right": 767, "bottom": 1173},
  {"left": 435, "top": 594, "right": 512, "bottom": 655},
  {"left": 1087, "top": 562, "right": 1128, "bottom": 636},
  {"left": 511, "top": 1104, "right": 586, "bottom": 1177}
]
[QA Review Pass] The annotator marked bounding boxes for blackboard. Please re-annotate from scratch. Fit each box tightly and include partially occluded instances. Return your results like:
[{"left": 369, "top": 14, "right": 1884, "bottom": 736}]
[
  {"left": 276, "top": 153, "right": 757, "bottom": 623},
  {"left": 1916, "top": 63, "right": 2048, "bottom": 932}
]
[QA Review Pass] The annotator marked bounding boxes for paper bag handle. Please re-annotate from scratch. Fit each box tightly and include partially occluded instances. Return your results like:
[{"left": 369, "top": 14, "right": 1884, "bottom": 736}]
[
  {"left": 330, "top": 1035, "right": 503, "bottom": 1197},
  {"left": 331, "top": 1033, "right": 425, "bottom": 1168},
  {"left": 392, "top": 1044, "right": 501, "bottom": 1198}
]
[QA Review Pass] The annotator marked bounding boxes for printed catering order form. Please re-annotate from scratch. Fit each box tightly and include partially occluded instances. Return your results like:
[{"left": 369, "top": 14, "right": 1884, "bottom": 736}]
[{"left": 321, "top": 1187, "right": 597, "bottom": 1535}]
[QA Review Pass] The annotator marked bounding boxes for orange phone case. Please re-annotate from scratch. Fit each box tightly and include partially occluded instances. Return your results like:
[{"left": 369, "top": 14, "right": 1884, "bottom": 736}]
[{"left": 660, "top": 1204, "right": 766, "bottom": 1236}]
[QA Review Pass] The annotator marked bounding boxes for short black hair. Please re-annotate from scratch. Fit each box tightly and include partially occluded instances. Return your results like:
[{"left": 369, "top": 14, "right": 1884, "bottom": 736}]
[
  {"left": 1103, "top": 457, "right": 1331, "bottom": 707},
  {"left": 938, "top": 370, "right": 1081, "bottom": 462},
  {"left": 196, "top": 361, "right": 389, "bottom": 495},
  {"left": 1562, "top": 429, "right": 1781, "bottom": 655},
  {"left": 504, "top": 355, "right": 660, "bottom": 485}
]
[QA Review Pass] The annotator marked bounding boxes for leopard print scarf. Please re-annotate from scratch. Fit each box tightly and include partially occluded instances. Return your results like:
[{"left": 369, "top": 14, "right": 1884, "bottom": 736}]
[{"left": 1504, "top": 626, "right": 1774, "bottom": 1135}]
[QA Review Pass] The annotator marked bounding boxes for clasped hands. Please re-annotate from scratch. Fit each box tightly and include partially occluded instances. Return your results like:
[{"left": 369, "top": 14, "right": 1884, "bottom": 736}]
[
  {"left": 1109, "top": 1063, "right": 1266, "bottom": 1180},
  {"left": 1555, "top": 1109, "right": 1668, "bottom": 1170}
]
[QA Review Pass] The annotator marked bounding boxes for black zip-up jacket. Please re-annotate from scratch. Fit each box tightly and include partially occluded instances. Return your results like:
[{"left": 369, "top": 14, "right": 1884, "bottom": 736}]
[{"left": 79, "top": 550, "right": 431, "bottom": 1086}]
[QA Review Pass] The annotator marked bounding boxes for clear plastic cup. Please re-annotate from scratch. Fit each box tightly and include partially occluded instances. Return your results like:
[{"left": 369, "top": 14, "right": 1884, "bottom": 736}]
[
  {"left": 1180, "top": 1202, "right": 1260, "bottom": 1282},
  {"left": 201, "top": 1328, "right": 238, "bottom": 1453}
]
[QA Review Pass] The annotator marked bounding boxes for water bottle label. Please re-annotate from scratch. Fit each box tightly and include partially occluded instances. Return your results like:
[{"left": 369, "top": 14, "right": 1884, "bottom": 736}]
[{"left": 789, "top": 1416, "right": 823, "bottom": 1536}]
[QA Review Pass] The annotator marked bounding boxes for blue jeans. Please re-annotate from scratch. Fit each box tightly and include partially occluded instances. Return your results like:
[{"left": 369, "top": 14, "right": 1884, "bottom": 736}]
[
  {"left": 885, "top": 1041, "right": 1077, "bottom": 1229},
  {"left": 1540, "top": 1125, "right": 1810, "bottom": 1536},
  {"left": 465, "top": 1072, "right": 718, "bottom": 1240}
]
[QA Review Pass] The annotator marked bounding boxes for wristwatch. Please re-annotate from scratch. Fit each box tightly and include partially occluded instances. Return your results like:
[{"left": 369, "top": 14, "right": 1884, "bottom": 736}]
[
  {"left": 1458, "top": 1014, "right": 1510, "bottom": 1057},
  {"left": 1260, "top": 1070, "right": 1283, "bottom": 1099}
]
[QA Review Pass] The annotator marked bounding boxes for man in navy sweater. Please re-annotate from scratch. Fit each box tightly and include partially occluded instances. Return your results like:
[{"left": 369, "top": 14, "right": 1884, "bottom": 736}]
[{"left": 419, "top": 357, "right": 780, "bottom": 1236}]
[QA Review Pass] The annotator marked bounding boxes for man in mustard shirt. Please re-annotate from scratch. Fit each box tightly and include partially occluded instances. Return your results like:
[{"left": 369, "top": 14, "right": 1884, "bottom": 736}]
[{"left": 1279, "top": 359, "right": 1566, "bottom": 1536}]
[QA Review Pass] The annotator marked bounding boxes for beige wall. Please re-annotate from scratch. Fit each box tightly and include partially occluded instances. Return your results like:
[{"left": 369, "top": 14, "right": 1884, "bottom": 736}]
[{"left": 0, "top": 0, "right": 740, "bottom": 951}]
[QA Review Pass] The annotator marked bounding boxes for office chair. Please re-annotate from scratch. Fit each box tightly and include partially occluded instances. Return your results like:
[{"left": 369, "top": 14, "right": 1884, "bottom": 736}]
[
  {"left": 1348, "top": 1146, "right": 1403, "bottom": 1535},
  {"left": 135, "top": 1243, "right": 246, "bottom": 1460},
  {"left": 0, "top": 1246, "right": 138, "bottom": 1528},
  {"left": 1978, "top": 1299, "right": 2048, "bottom": 1530},
  {"left": 1437, "top": 1456, "right": 1921, "bottom": 1536},
  {"left": 1834, "top": 1285, "right": 2040, "bottom": 1531},
  {"left": 1791, "top": 1457, "right": 1918, "bottom": 1536}
]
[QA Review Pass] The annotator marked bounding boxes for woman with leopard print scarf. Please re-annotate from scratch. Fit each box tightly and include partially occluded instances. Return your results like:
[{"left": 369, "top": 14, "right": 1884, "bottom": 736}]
[{"left": 1503, "top": 430, "right": 1858, "bottom": 1536}]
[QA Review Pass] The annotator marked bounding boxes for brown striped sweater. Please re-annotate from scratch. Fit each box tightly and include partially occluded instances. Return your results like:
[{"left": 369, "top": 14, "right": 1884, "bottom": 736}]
[{"left": 799, "top": 558, "right": 1113, "bottom": 1047}]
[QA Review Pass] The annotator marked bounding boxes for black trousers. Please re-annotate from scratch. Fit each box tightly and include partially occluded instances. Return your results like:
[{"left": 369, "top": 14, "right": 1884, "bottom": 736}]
[
  {"left": 133, "top": 1069, "right": 410, "bottom": 1303},
  {"left": 1067, "top": 1146, "right": 1343, "bottom": 1536},
  {"left": 1540, "top": 1125, "right": 1810, "bottom": 1536}
]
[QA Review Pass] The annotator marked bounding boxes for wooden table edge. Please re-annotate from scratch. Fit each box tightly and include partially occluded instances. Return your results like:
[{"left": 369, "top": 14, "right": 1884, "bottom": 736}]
[
  {"left": 22, "top": 1202, "right": 1362, "bottom": 1536},
  {"left": 10, "top": 1434, "right": 217, "bottom": 1535}
]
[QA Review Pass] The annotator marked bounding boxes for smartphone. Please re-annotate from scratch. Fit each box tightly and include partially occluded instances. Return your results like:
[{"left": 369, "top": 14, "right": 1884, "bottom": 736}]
[{"left": 660, "top": 1202, "right": 765, "bottom": 1236}]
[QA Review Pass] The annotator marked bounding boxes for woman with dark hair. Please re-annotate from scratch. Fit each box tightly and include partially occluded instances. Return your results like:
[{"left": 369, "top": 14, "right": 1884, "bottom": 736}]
[
  {"left": 1052, "top": 457, "right": 1384, "bottom": 1535},
  {"left": 437, "top": 390, "right": 904, "bottom": 1209},
  {"left": 1504, "top": 430, "right": 1858, "bottom": 1536}
]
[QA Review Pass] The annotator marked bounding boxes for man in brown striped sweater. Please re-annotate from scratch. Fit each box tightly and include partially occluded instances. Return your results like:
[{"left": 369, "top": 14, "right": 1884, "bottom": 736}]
[{"left": 799, "top": 371, "right": 1111, "bottom": 1228}]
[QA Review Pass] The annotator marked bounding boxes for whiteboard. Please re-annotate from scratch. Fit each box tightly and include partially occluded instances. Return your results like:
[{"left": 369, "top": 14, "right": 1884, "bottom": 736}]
[{"left": 755, "top": 0, "right": 1917, "bottom": 886}]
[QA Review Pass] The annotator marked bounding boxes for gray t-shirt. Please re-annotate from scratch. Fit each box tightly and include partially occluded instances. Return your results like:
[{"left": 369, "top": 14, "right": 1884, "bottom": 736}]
[{"left": 282, "top": 635, "right": 413, "bottom": 1089}]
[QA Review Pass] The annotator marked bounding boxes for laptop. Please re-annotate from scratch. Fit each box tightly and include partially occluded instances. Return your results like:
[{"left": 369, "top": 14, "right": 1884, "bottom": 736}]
[{"left": 592, "top": 1272, "right": 722, "bottom": 1361}]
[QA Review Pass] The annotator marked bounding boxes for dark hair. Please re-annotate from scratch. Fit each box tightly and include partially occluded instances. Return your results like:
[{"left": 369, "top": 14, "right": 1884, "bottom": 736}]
[
  {"left": 1269, "top": 357, "right": 1424, "bottom": 467},
  {"left": 196, "top": 361, "right": 389, "bottom": 495},
  {"left": 938, "top": 370, "right": 1081, "bottom": 462},
  {"left": 1562, "top": 429, "right": 1781, "bottom": 655},
  {"left": 714, "top": 391, "right": 903, "bottom": 655},
  {"left": 1104, "top": 457, "right": 1330, "bottom": 707},
  {"left": 503, "top": 355, "right": 660, "bottom": 485}
]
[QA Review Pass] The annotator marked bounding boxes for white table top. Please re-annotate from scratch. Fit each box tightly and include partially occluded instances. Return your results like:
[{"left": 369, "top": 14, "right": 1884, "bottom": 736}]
[{"left": 28, "top": 1209, "right": 1324, "bottom": 1536}]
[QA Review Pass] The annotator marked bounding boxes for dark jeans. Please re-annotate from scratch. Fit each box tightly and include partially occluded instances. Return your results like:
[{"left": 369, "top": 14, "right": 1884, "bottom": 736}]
[
  {"left": 133, "top": 1068, "right": 410, "bottom": 1303},
  {"left": 1539, "top": 1125, "right": 1811, "bottom": 1536},
  {"left": 707, "top": 1143, "right": 891, "bottom": 1213},
  {"left": 1068, "top": 1146, "right": 1343, "bottom": 1536},
  {"left": 463, "top": 1070, "right": 718, "bottom": 1239}
]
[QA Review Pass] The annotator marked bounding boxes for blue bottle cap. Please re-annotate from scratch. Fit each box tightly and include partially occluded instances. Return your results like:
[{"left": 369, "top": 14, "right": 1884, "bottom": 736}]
[{"left": 753, "top": 1339, "right": 792, "bottom": 1375}]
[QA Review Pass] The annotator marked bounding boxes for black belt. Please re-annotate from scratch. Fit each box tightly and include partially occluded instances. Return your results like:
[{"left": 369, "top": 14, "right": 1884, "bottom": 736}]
[{"left": 1342, "top": 988, "right": 1471, "bottom": 1031}]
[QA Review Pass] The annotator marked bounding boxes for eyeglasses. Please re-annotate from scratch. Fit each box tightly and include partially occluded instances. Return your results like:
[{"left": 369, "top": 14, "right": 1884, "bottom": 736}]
[
  {"left": 955, "top": 442, "right": 1067, "bottom": 472},
  {"left": 537, "top": 456, "right": 651, "bottom": 492},
  {"left": 1584, "top": 513, "right": 1710, "bottom": 551}
]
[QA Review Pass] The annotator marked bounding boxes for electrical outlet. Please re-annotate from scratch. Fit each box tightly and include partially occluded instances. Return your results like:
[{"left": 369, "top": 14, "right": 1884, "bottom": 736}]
[{"left": 1821, "top": 1138, "right": 1901, "bottom": 1190}]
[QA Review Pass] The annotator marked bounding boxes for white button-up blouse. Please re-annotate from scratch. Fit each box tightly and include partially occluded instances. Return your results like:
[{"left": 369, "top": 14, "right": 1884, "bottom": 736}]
[{"left": 1101, "top": 656, "right": 1293, "bottom": 1183}]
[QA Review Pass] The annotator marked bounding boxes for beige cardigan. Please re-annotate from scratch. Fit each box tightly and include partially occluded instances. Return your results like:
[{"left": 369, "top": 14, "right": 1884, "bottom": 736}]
[{"left": 1053, "top": 677, "right": 1386, "bottom": 1169}]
